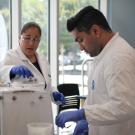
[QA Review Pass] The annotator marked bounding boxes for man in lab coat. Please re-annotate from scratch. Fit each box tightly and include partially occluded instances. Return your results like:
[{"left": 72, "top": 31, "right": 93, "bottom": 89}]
[
  {"left": 55, "top": 6, "right": 135, "bottom": 135},
  {"left": 0, "top": 22, "right": 65, "bottom": 105}
]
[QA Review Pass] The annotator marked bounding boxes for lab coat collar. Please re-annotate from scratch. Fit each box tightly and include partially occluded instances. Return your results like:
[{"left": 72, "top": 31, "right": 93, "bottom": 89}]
[
  {"left": 94, "top": 32, "right": 119, "bottom": 61},
  {"left": 16, "top": 45, "right": 38, "bottom": 62}
]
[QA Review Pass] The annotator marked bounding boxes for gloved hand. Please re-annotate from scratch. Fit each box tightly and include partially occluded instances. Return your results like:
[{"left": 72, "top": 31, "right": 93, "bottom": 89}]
[
  {"left": 73, "top": 120, "right": 89, "bottom": 135},
  {"left": 56, "top": 109, "right": 85, "bottom": 128},
  {"left": 52, "top": 91, "right": 65, "bottom": 105},
  {"left": 10, "top": 65, "right": 34, "bottom": 78}
]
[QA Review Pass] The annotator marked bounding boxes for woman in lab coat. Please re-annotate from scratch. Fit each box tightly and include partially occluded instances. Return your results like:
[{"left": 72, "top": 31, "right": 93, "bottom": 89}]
[
  {"left": 55, "top": 6, "right": 135, "bottom": 135},
  {"left": 0, "top": 22, "right": 65, "bottom": 105},
  {"left": 0, "top": 22, "right": 50, "bottom": 89}
]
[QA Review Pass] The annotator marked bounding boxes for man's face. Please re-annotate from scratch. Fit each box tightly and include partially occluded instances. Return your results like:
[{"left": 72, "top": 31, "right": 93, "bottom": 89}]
[
  {"left": 19, "top": 27, "right": 41, "bottom": 58},
  {"left": 71, "top": 26, "right": 102, "bottom": 57}
]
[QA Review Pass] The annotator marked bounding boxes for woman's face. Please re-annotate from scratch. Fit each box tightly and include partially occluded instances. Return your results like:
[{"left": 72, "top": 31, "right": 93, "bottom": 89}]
[{"left": 19, "top": 27, "right": 41, "bottom": 58}]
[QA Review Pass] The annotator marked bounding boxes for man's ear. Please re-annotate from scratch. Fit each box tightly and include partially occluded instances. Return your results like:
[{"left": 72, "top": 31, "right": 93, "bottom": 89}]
[{"left": 90, "top": 24, "right": 101, "bottom": 38}]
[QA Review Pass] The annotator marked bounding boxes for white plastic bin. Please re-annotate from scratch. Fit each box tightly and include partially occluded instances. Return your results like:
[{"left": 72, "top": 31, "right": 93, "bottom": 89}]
[{"left": 27, "top": 122, "right": 53, "bottom": 135}]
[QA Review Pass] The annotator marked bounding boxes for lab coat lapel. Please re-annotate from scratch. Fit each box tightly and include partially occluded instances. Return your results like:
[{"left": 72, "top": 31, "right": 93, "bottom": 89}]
[
  {"left": 16, "top": 46, "right": 30, "bottom": 62},
  {"left": 36, "top": 54, "right": 48, "bottom": 79}
]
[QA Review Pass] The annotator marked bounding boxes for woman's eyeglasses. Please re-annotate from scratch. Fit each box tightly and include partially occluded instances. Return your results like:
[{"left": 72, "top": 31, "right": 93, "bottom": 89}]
[{"left": 21, "top": 36, "right": 40, "bottom": 44}]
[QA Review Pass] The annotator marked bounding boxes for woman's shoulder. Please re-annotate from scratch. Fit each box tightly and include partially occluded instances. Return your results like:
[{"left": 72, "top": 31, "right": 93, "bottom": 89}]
[
  {"left": 6, "top": 48, "right": 17, "bottom": 56},
  {"left": 36, "top": 53, "right": 49, "bottom": 66},
  {"left": 37, "top": 53, "right": 48, "bottom": 61}
]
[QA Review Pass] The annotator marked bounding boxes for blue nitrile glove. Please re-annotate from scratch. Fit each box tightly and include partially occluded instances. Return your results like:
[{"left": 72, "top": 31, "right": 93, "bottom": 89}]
[
  {"left": 10, "top": 65, "right": 34, "bottom": 78},
  {"left": 52, "top": 91, "right": 66, "bottom": 105},
  {"left": 73, "top": 120, "right": 89, "bottom": 135},
  {"left": 55, "top": 109, "right": 85, "bottom": 128}
]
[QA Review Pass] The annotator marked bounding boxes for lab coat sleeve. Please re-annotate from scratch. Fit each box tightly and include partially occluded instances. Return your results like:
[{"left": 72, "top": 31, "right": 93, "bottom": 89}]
[
  {"left": 84, "top": 56, "right": 135, "bottom": 126},
  {"left": 0, "top": 64, "right": 14, "bottom": 84},
  {"left": 0, "top": 50, "right": 17, "bottom": 84}
]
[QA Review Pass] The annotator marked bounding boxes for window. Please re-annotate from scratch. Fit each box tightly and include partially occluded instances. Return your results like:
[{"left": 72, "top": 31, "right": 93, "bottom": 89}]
[
  {"left": 58, "top": 0, "right": 99, "bottom": 95},
  {"left": 0, "top": 0, "right": 10, "bottom": 61},
  {"left": 21, "top": 0, "right": 49, "bottom": 57}
]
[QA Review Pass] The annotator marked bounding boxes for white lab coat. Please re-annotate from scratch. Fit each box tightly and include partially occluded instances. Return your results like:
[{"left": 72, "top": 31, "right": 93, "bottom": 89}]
[
  {"left": 0, "top": 46, "right": 51, "bottom": 91},
  {"left": 84, "top": 33, "right": 135, "bottom": 135}
]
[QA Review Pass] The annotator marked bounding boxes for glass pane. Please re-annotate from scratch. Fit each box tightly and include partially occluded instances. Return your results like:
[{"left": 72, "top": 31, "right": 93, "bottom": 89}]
[
  {"left": 0, "top": 0, "right": 10, "bottom": 61},
  {"left": 21, "top": 0, "right": 48, "bottom": 57},
  {"left": 59, "top": 0, "right": 99, "bottom": 95}
]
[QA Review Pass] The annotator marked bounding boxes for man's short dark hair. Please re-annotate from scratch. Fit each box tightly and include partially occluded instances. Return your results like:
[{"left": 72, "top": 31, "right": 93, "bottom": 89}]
[{"left": 67, "top": 6, "right": 112, "bottom": 33}]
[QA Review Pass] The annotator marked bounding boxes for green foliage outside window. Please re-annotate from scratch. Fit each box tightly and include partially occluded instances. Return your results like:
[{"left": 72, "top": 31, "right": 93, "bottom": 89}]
[
  {"left": 22, "top": 0, "right": 48, "bottom": 56},
  {"left": 59, "top": 0, "right": 98, "bottom": 55},
  {"left": 21, "top": 0, "right": 98, "bottom": 56}
]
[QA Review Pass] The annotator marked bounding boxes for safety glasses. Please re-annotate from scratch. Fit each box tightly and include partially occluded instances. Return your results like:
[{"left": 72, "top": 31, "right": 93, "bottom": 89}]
[{"left": 21, "top": 35, "right": 40, "bottom": 44}]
